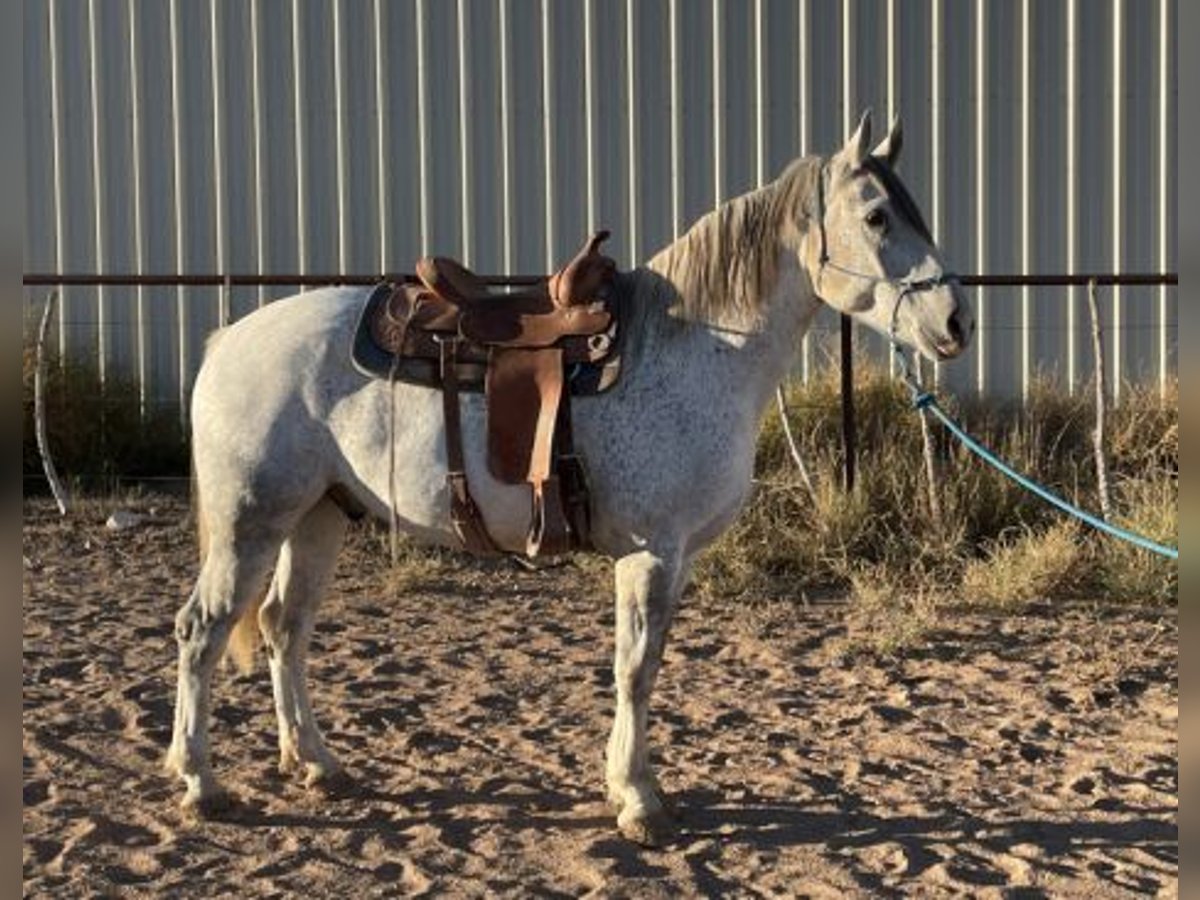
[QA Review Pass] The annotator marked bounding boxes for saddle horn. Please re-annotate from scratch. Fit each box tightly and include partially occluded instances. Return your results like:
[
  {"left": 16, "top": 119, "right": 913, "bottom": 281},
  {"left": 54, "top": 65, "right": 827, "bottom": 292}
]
[{"left": 549, "top": 230, "right": 616, "bottom": 309}]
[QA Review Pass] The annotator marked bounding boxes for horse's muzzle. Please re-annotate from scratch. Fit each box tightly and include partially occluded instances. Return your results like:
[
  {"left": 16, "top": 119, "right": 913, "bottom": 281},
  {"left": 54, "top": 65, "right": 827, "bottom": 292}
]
[{"left": 931, "top": 291, "right": 974, "bottom": 360}]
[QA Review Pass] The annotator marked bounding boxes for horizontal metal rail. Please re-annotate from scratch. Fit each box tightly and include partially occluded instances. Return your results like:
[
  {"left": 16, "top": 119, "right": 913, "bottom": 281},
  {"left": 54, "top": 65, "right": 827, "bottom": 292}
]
[
  {"left": 21, "top": 272, "right": 1180, "bottom": 288},
  {"left": 957, "top": 273, "right": 1176, "bottom": 287},
  {"left": 22, "top": 273, "right": 546, "bottom": 287}
]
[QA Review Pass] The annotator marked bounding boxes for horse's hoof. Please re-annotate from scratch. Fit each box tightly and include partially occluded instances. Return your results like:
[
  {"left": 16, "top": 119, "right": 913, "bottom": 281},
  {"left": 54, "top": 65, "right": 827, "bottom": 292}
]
[
  {"left": 306, "top": 767, "right": 356, "bottom": 798},
  {"left": 618, "top": 809, "right": 677, "bottom": 848},
  {"left": 609, "top": 786, "right": 680, "bottom": 822},
  {"left": 181, "top": 789, "right": 237, "bottom": 821}
]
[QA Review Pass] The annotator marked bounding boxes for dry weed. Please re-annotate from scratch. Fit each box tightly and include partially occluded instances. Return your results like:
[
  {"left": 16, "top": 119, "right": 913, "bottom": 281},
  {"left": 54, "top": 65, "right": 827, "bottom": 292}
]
[
  {"left": 960, "top": 521, "right": 1088, "bottom": 608},
  {"left": 1091, "top": 478, "right": 1178, "bottom": 604},
  {"left": 831, "top": 565, "right": 948, "bottom": 660},
  {"left": 377, "top": 533, "right": 457, "bottom": 594}
]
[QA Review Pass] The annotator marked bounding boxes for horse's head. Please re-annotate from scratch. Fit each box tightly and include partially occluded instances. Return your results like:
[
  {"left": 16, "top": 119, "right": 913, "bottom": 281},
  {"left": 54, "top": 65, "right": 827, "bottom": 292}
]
[{"left": 804, "top": 111, "right": 974, "bottom": 362}]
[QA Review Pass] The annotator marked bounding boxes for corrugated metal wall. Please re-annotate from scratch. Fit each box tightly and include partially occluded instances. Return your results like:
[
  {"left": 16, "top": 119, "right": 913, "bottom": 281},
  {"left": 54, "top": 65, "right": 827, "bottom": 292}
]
[{"left": 23, "top": 0, "right": 1176, "bottom": 412}]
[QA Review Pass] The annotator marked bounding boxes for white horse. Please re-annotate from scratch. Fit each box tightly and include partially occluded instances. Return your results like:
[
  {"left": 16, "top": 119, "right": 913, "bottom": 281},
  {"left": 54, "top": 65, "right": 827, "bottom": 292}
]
[{"left": 166, "top": 112, "right": 973, "bottom": 846}]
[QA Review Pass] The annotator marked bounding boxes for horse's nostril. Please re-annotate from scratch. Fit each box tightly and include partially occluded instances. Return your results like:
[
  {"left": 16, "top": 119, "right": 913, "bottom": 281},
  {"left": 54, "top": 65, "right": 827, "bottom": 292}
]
[{"left": 947, "top": 312, "right": 964, "bottom": 346}]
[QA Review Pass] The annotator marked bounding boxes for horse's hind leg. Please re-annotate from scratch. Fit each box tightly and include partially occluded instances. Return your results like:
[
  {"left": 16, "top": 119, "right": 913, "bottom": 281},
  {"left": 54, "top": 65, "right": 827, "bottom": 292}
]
[
  {"left": 166, "top": 530, "right": 281, "bottom": 815},
  {"left": 257, "top": 497, "right": 348, "bottom": 789},
  {"left": 605, "top": 548, "right": 686, "bottom": 847}
]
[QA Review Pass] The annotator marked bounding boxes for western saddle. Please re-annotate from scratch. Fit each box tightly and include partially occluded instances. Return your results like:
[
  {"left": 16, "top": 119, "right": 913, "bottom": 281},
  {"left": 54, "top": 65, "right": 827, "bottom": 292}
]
[{"left": 351, "top": 231, "right": 622, "bottom": 558}]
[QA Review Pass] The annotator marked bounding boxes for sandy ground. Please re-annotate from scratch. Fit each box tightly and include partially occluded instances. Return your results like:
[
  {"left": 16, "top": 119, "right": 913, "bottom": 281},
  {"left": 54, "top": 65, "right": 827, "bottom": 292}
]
[{"left": 23, "top": 495, "right": 1176, "bottom": 898}]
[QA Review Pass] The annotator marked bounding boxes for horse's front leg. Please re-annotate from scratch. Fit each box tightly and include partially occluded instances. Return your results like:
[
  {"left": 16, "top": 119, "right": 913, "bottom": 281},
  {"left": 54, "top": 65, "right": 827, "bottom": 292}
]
[{"left": 606, "top": 548, "right": 685, "bottom": 846}]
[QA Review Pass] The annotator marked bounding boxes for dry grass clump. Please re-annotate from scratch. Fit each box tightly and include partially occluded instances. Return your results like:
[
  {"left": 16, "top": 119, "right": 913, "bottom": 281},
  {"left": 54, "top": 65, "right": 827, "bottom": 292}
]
[
  {"left": 375, "top": 532, "right": 459, "bottom": 594},
  {"left": 1091, "top": 478, "right": 1178, "bottom": 604},
  {"left": 961, "top": 521, "right": 1089, "bottom": 608},
  {"left": 832, "top": 564, "right": 948, "bottom": 659},
  {"left": 22, "top": 346, "right": 188, "bottom": 490},
  {"left": 694, "top": 362, "right": 1177, "bottom": 610}
]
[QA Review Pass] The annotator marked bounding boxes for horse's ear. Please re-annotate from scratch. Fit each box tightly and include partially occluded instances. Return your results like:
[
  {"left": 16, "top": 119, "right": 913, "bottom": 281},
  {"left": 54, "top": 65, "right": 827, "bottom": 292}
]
[
  {"left": 872, "top": 114, "right": 903, "bottom": 167},
  {"left": 838, "top": 109, "right": 872, "bottom": 170}
]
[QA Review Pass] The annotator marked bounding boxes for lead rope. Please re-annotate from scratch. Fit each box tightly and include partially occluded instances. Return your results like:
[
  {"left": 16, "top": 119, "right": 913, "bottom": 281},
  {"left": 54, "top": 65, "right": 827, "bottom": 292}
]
[{"left": 886, "top": 295, "right": 1178, "bottom": 560}]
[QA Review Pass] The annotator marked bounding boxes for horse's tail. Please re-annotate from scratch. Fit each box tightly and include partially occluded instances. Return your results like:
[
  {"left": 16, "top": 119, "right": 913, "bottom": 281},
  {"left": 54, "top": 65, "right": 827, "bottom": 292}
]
[
  {"left": 226, "top": 590, "right": 265, "bottom": 676},
  {"left": 193, "top": 326, "right": 266, "bottom": 676}
]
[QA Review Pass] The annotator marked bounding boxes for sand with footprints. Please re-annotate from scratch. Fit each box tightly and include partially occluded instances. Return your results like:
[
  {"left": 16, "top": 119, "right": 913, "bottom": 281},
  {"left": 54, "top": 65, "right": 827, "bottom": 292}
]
[{"left": 24, "top": 496, "right": 1176, "bottom": 897}]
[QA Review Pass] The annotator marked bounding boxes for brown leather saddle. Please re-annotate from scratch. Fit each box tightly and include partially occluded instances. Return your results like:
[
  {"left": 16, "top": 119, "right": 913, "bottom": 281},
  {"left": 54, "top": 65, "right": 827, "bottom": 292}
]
[{"left": 351, "top": 230, "right": 623, "bottom": 558}]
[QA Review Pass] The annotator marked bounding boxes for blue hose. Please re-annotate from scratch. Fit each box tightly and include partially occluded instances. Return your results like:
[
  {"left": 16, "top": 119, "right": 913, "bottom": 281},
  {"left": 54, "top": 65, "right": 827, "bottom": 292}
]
[{"left": 916, "top": 394, "right": 1178, "bottom": 560}]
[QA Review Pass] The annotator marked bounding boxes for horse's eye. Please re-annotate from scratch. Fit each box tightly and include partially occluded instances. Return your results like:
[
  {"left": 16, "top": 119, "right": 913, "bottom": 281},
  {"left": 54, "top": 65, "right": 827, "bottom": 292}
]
[{"left": 865, "top": 208, "right": 888, "bottom": 232}]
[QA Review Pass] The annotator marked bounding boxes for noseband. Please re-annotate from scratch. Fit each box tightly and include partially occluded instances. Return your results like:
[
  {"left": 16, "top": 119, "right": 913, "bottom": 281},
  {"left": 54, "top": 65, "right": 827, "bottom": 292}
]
[{"left": 813, "top": 157, "right": 958, "bottom": 342}]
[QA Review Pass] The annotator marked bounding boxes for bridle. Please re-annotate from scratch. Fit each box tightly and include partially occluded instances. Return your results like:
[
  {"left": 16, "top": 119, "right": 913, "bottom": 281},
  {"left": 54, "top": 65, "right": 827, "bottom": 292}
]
[{"left": 812, "top": 156, "right": 959, "bottom": 348}]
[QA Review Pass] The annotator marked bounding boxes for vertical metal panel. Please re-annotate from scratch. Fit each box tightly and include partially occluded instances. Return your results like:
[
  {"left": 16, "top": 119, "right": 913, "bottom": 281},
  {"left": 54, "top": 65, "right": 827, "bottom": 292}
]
[
  {"left": 23, "top": 1, "right": 54, "bottom": 276},
  {"left": 632, "top": 2, "right": 672, "bottom": 260},
  {"left": 507, "top": 0, "right": 547, "bottom": 271},
  {"left": 372, "top": 0, "right": 388, "bottom": 275},
  {"left": 668, "top": 0, "right": 682, "bottom": 236},
  {"left": 299, "top": 3, "right": 338, "bottom": 277},
  {"left": 179, "top": 0, "right": 219, "bottom": 408},
  {"left": 290, "top": 0, "right": 308, "bottom": 282},
  {"left": 718, "top": 2, "right": 754, "bottom": 203},
  {"left": 542, "top": 0, "right": 555, "bottom": 271},
  {"left": 126, "top": 0, "right": 148, "bottom": 406},
  {"left": 1158, "top": 0, "right": 1176, "bottom": 395},
  {"left": 219, "top": 0, "right": 259, "bottom": 321},
  {"left": 332, "top": 0, "right": 349, "bottom": 272},
  {"left": 711, "top": 0, "right": 723, "bottom": 207},
  {"left": 1119, "top": 0, "right": 1161, "bottom": 393},
  {"left": 1065, "top": 0, "right": 1078, "bottom": 392},
  {"left": 676, "top": 0, "right": 714, "bottom": 233},
  {"left": 974, "top": 0, "right": 988, "bottom": 395},
  {"left": 761, "top": 0, "right": 800, "bottom": 180},
  {"left": 250, "top": 0, "right": 268, "bottom": 304},
  {"left": 86, "top": 0, "right": 107, "bottom": 383},
  {"left": 1111, "top": 0, "right": 1123, "bottom": 402},
  {"left": 1030, "top": 2, "right": 1070, "bottom": 393},
  {"left": 583, "top": 0, "right": 598, "bottom": 237},
  {"left": 460, "top": 0, "right": 504, "bottom": 274},
  {"left": 336, "top": 0, "right": 380, "bottom": 278},
  {"left": 1076, "top": 1, "right": 1112, "bottom": 398},
  {"left": 210, "top": 1, "right": 230, "bottom": 327},
  {"left": 23, "top": 0, "right": 1178, "bottom": 411},
  {"left": 936, "top": 0, "right": 976, "bottom": 395},
  {"left": 1019, "top": 0, "right": 1031, "bottom": 398},
  {"left": 131, "top": 2, "right": 176, "bottom": 405},
  {"left": 983, "top": 0, "right": 1021, "bottom": 398},
  {"left": 48, "top": 0, "right": 97, "bottom": 364},
  {"left": 798, "top": 0, "right": 812, "bottom": 381},
  {"left": 254, "top": 1, "right": 299, "bottom": 290},
  {"left": 588, "top": 1, "right": 629, "bottom": 267},
  {"left": 414, "top": 0, "right": 430, "bottom": 256},
  {"left": 498, "top": 0, "right": 514, "bottom": 271},
  {"left": 457, "top": 0, "right": 474, "bottom": 267},
  {"left": 753, "top": 0, "right": 766, "bottom": 188},
  {"left": 168, "top": 0, "right": 187, "bottom": 413}
]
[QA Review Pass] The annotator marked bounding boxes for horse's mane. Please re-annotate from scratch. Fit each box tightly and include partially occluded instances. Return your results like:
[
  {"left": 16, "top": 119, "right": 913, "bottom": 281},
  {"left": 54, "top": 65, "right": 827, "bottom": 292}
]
[{"left": 645, "top": 155, "right": 822, "bottom": 326}]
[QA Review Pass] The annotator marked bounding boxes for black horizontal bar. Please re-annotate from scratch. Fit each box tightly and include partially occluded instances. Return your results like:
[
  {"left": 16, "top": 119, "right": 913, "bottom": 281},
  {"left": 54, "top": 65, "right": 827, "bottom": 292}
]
[
  {"left": 22, "top": 271, "right": 1178, "bottom": 288},
  {"left": 957, "top": 273, "right": 1177, "bottom": 287}
]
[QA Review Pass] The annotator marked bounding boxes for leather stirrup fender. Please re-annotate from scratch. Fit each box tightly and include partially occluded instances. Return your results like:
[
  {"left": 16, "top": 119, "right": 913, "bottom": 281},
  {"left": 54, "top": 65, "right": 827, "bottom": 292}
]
[{"left": 439, "top": 338, "right": 499, "bottom": 556}]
